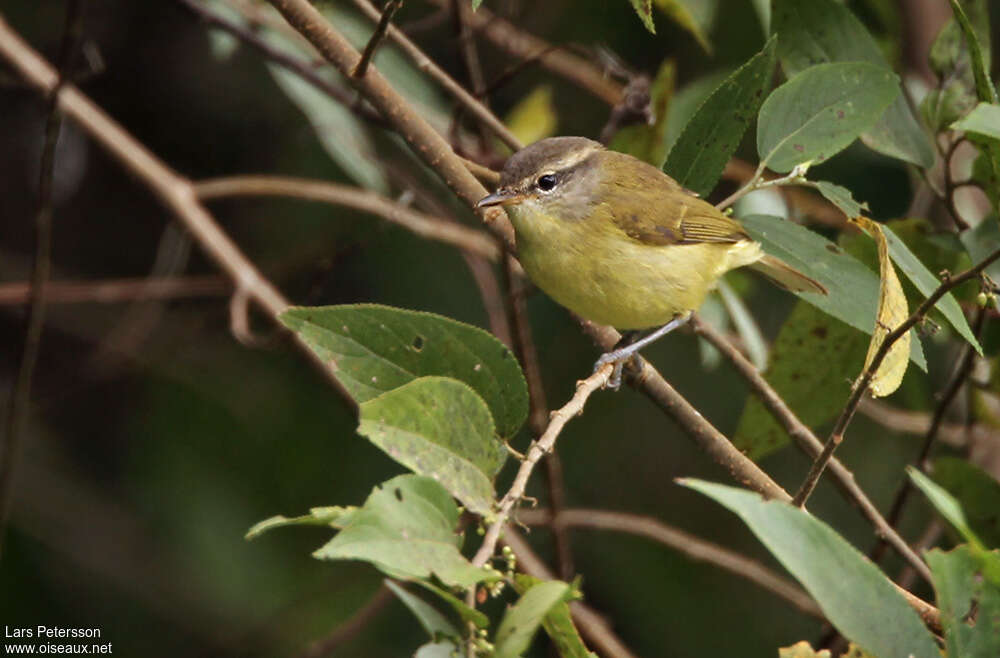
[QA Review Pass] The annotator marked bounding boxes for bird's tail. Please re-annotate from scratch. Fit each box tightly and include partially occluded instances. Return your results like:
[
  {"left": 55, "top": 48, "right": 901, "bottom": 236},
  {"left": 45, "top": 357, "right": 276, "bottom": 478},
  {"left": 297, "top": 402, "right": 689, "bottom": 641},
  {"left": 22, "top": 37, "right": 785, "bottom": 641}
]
[{"left": 749, "top": 254, "right": 828, "bottom": 295}]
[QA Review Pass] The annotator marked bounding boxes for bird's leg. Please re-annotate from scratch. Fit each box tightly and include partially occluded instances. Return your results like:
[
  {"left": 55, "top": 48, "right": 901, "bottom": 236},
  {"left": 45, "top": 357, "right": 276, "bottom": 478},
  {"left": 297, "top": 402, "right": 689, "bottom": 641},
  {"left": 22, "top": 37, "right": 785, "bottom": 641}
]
[{"left": 594, "top": 312, "right": 693, "bottom": 389}]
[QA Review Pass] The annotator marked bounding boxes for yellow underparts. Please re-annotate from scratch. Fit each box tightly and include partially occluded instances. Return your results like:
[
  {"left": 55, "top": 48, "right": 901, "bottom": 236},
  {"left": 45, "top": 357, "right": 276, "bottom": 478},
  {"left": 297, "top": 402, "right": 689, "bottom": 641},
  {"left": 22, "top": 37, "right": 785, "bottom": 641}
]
[{"left": 510, "top": 204, "right": 762, "bottom": 329}]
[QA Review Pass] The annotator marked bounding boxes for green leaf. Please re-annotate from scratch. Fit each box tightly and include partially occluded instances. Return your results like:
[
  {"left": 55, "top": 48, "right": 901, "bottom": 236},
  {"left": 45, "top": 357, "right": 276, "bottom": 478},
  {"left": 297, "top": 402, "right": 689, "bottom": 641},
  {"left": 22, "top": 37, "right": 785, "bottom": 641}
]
[
  {"left": 910, "top": 467, "right": 985, "bottom": 550},
  {"left": 949, "top": 0, "right": 997, "bottom": 104},
  {"left": 681, "top": 479, "right": 940, "bottom": 658},
  {"left": 926, "top": 545, "right": 1000, "bottom": 658},
  {"left": 663, "top": 35, "right": 776, "bottom": 196},
  {"left": 883, "top": 225, "right": 982, "bottom": 355},
  {"left": 313, "top": 474, "right": 497, "bottom": 588},
  {"left": 813, "top": 181, "right": 869, "bottom": 219},
  {"left": 653, "top": 0, "right": 711, "bottom": 53},
  {"left": 757, "top": 63, "right": 899, "bottom": 173},
  {"left": 385, "top": 580, "right": 461, "bottom": 640},
  {"left": 741, "top": 214, "right": 927, "bottom": 371},
  {"left": 952, "top": 102, "right": 1000, "bottom": 139},
  {"left": 245, "top": 506, "right": 357, "bottom": 540},
  {"left": 628, "top": 0, "right": 656, "bottom": 33},
  {"left": 771, "top": 0, "right": 934, "bottom": 168},
  {"left": 932, "top": 457, "right": 1000, "bottom": 549},
  {"left": 609, "top": 60, "right": 676, "bottom": 168},
  {"left": 733, "top": 301, "right": 867, "bottom": 459},
  {"left": 358, "top": 377, "right": 504, "bottom": 515},
  {"left": 280, "top": 304, "right": 528, "bottom": 438},
  {"left": 471, "top": 0, "right": 483, "bottom": 9},
  {"left": 494, "top": 581, "right": 573, "bottom": 658},
  {"left": 512, "top": 574, "right": 594, "bottom": 658},
  {"left": 663, "top": 70, "right": 731, "bottom": 156}
]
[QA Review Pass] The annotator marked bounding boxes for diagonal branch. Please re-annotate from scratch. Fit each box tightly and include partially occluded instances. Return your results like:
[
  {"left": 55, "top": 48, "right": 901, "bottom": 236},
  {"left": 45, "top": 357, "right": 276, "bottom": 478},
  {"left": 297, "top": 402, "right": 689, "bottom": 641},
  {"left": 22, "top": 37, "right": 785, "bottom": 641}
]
[
  {"left": 0, "top": 12, "right": 354, "bottom": 408},
  {"left": 793, "top": 246, "right": 1000, "bottom": 507},
  {"left": 690, "top": 315, "right": 932, "bottom": 583},
  {"left": 353, "top": 0, "right": 403, "bottom": 78}
]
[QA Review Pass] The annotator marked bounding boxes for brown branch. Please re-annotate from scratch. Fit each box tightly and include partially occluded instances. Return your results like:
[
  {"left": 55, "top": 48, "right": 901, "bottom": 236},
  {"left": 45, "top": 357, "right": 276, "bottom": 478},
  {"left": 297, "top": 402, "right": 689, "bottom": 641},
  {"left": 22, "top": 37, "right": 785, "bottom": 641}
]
[
  {"left": 348, "top": 0, "right": 521, "bottom": 151},
  {"left": 421, "top": 0, "right": 623, "bottom": 106},
  {"left": 690, "top": 316, "right": 933, "bottom": 583},
  {"left": 519, "top": 507, "right": 824, "bottom": 620},
  {"left": 471, "top": 364, "right": 614, "bottom": 568},
  {"left": 296, "top": 584, "right": 394, "bottom": 658},
  {"left": 265, "top": 0, "right": 515, "bottom": 249},
  {"left": 793, "top": 247, "right": 1000, "bottom": 507},
  {"left": 502, "top": 528, "right": 637, "bottom": 658},
  {"left": 870, "top": 308, "right": 988, "bottom": 565},
  {"left": 0, "top": 276, "right": 228, "bottom": 305},
  {"left": 194, "top": 175, "right": 500, "bottom": 261},
  {"left": 0, "top": 0, "right": 85, "bottom": 557},
  {"left": 353, "top": 0, "right": 403, "bottom": 78},
  {"left": 502, "top": 255, "right": 573, "bottom": 578},
  {"left": 859, "top": 398, "right": 972, "bottom": 448},
  {"left": 580, "top": 321, "right": 792, "bottom": 502},
  {"left": 0, "top": 12, "right": 355, "bottom": 408}
]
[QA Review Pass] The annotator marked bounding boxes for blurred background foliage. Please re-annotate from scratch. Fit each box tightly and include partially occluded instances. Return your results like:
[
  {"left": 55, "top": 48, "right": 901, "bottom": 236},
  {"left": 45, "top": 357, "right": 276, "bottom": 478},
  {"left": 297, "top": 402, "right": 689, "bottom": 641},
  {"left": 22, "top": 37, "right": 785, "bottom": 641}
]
[{"left": 1, "top": 0, "right": 998, "bottom": 656}]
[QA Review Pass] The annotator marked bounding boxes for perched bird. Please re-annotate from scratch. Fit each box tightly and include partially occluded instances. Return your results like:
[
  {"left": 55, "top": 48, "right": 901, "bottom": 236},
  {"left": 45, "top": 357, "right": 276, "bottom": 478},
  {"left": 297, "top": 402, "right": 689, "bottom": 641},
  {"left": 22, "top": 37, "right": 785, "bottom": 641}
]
[{"left": 477, "top": 137, "right": 826, "bottom": 385}]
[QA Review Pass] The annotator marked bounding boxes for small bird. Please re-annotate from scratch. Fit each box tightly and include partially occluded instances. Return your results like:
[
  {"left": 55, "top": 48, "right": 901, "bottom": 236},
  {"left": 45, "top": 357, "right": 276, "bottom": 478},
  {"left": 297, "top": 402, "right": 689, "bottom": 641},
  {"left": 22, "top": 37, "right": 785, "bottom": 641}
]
[{"left": 477, "top": 137, "right": 827, "bottom": 386}]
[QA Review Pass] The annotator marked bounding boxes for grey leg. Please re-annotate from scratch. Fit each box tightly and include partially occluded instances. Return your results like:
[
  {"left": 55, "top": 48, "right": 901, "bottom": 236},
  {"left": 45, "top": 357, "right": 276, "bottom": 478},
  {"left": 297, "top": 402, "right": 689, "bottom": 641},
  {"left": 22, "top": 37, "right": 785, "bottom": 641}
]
[{"left": 594, "top": 312, "right": 693, "bottom": 389}]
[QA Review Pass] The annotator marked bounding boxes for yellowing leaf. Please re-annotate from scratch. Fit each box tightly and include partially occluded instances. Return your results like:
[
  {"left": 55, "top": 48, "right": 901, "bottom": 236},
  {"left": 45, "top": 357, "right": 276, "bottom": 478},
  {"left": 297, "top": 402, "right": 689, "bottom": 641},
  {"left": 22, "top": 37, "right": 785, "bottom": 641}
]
[
  {"left": 504, "top": 85, "right": 557, "bottom": 148},
  {"left": 852, "top": 217, "right": 910, "bottom": 397}
]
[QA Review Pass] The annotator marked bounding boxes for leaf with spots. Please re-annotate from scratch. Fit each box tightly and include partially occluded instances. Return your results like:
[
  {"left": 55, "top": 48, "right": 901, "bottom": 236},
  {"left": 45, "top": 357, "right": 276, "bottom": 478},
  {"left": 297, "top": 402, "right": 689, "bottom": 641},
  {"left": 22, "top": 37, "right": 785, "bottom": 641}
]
[
  {"left": 756, "top": 62, "right": 899, "bottom": 173},
  {"left": 280, "top": 304, "right": 528, "bottom": 438},
  {"left": 771, "top": 0, "right": 934, "bottom": 168},
  {"left": 358, "top": 377, "right": 506, "bottom": 515},
  {"left": 313, "top": 474, "right": 498, "bottom": 587},
  {"left": 664, "top": 35, "right": 776, "bottom": 196},
  {"left": 812, "top": 181, "right": 869, "bottom": 219},
  {"left": 628, "top": 0, "right": 656, "bottom": 33}
]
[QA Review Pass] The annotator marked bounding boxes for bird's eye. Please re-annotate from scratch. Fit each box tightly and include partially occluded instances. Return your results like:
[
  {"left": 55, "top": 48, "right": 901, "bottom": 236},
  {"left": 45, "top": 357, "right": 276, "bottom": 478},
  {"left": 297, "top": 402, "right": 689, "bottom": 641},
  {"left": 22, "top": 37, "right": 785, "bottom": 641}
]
[{"left": 536, "top": 174, "right": 557, "bottom": 191}]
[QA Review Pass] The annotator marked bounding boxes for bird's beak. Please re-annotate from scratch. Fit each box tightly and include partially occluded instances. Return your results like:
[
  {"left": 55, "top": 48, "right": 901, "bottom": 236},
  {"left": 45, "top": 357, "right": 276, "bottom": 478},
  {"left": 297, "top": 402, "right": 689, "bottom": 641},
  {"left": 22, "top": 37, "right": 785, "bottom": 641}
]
[{"left": 476, "top": 189, "right": 525, "bottom": 208}]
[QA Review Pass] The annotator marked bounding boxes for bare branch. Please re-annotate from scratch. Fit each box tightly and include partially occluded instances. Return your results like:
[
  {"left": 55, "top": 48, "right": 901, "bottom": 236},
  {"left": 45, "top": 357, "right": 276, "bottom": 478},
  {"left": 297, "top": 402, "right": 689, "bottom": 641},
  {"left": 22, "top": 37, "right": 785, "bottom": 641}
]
[
  {"left": 0, "top": 13, "right": 354, "bottom": 408},
  {"left": 264, "top": 0, "right": 516, "bottom": 248},
  {"left": 295, "top": 584, "right": 394, "bottom": 658},
  {"left": 471, "top": 364, "right": 614, "bottom": 568},
  {"left": 519, "top": 507, "right": 824, "bottom": 620},
  {"left": 0, "top": 276, "right": 228, "bottom": 305},
  {"left": 691, "top": 316, "right": 933, "bottom": 583},
  {"left": 353, "top": 0, "right": 403, "bottom": 78},
  {"left": 794, "top": 247, "right": 1000, "bottom": 507},
  {"left": 422, "top": 0, "right": 622, "bottom": 105},
  {"left": 1, "top": 0, "right": 86, "bottom": 557},
  {"left": 194, "top": 175, "right": 500, "bottom": 261}
]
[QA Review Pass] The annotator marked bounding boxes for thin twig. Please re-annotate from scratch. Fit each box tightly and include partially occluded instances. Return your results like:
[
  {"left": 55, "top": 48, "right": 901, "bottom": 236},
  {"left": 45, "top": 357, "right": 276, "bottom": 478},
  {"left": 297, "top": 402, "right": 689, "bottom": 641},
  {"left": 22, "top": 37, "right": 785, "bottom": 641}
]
[
  {"left": 870, "top": 308, "right": 988, "bottom": 565},
  {"left": 580, "top": 321, "right": 793, "bottom": 502},
  {"left": 722, "top": 158, "right": 847, "bottom": 228},
  {"left": 502, "top": 255, "right": 573, "bottom": 578},
  {"left": 471, "top": 364, "right": 614, "bottom": 568},
  {"left": 793, "top": 247, "right": 1000, "bottom": 507},
  {"left": 0, "top": 0, "right": 85, "bottom": 557},
  {"left": 502, "top": 528, "right": 638, "bottom": 658},
  {"left": 353, "top": 0, "right": 403, "bottom": 78},
  {"left": 296, "top": 584, "right": 394, "bottom": 658},
  {"left": 0, "top": 13, "right": 355, "bottom": 408},
  {"left": 265, "top": 0, "right": 516, "bottom": 249},
  {"left": 348, "top": 0, "right": 522, "bottom": 151},
  {"left": 715, "top": 163, "right": 810, "bottom": 211},
  {"left": 194, "top": 175, "right": 500, "bottom": 261},
  {"left": 0, "top": 276, "right": 228, "bottom": 305},
  {"left": 421, "top": 0, "right": 623, "bottom": 105},
  {"left": 690, "top": 316, "right": 933, "bottom": 583},
  {"left": 519, "top": 507, "right": 824, "bottom": 619}
]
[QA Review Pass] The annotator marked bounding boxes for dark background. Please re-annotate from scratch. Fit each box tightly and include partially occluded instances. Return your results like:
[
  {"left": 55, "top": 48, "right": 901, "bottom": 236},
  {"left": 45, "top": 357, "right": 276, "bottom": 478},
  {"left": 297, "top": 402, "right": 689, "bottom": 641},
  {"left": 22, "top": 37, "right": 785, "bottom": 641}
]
[{"left": 0, "top": 1, "right": 988, "bottom": 655}]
